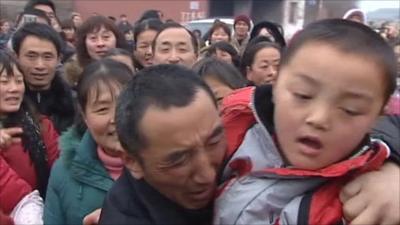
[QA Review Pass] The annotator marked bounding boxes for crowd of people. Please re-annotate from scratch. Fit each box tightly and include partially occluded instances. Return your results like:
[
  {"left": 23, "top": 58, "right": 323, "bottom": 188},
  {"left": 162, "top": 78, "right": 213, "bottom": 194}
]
[{"left": 0, "top": 0, "right": 399, "bottom": 225}]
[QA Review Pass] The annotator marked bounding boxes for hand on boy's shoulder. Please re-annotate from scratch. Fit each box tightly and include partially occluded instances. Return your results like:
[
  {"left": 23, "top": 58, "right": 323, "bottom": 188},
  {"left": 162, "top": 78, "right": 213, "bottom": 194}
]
[{"left": 340, "top": 162, "right": 400, "bottom": 225}]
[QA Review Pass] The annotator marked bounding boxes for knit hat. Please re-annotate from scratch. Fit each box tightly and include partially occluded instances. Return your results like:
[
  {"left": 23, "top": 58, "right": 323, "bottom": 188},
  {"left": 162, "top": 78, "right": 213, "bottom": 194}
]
[{"left": 234, "top": 15, "right": 251, "bottom": 29}]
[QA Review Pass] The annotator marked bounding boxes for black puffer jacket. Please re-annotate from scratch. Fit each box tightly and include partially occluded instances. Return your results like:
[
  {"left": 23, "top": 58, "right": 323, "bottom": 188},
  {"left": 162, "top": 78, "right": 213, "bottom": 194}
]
[
  {"left": 372, "top": 115, "right": 400, "bottom": 164},
  {"left": 25, "top": 72, "right": 76, "bottom": 133}
]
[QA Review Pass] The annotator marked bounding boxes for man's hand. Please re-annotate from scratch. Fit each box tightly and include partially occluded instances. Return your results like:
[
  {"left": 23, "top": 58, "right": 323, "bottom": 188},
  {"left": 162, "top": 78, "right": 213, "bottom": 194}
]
[
  {"left": 340, "top": 162, "right": 400, "bottom": 225},
  {"left": 0, "top": 127, "right": 23, "bottom": 150},
  {"left": 83, "top": 208, "right": 102, "bottom": 225}
]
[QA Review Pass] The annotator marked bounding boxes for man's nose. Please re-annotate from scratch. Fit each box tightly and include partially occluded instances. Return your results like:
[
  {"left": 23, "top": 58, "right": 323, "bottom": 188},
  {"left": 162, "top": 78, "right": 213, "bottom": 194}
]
[
  {"left": 192, "top": 151, "right": 217, "bottom": 185},
  {"left": 34, "top": 57, "right": 46, "bottom": 70},
  {"left": 168, "top": 49, "right": 180, "bottom": 64}
]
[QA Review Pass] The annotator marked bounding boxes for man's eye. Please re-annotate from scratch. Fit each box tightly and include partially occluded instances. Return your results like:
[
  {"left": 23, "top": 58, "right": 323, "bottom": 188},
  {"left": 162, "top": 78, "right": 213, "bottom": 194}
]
[{"left": 167, "top": 152, "right": 190, "bottom": 167}]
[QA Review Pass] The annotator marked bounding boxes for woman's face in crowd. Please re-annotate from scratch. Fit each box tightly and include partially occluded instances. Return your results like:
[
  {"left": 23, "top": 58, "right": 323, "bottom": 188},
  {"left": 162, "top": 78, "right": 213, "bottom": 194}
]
[
  {"left": 247, "top": 47, "right": 281, "bottom": 86},
  {"left": 1, "top": 21, "right": 10, "bottom": 33},
  {"left": 211, "top": 27, "right": 230, "bottom": 44},
  {"left": 0, "top": 65, "right": 25, "bottom": 116},
  {"left": 134, "top": 29, "right": 157, "bottom": 67},
  {"left": 84, "top": 81, "right": 122, "bottom": 156},
  {"left": 214, "top": 49, "right": 233, "bottom": 65},
  {"left": 85, "top": 26, "right": 117, "bottom": 60},
  {"left": 62, "top": 27, "right": 75, "bottom": 41}
]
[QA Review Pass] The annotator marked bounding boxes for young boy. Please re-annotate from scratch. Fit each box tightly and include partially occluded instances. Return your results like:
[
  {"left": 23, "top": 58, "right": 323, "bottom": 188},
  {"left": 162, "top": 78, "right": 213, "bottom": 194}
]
[{"left": 214, "top": 19, "right": 397, "bottom": 225}]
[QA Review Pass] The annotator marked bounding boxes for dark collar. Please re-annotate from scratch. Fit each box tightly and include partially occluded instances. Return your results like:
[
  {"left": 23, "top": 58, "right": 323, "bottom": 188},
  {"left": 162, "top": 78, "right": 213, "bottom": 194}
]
[
  {"left": 125, "top": 169, "right": 213, "bottom": 225},
  {"left": 253, "top": 85, "right": 275, "bottom": 134}
]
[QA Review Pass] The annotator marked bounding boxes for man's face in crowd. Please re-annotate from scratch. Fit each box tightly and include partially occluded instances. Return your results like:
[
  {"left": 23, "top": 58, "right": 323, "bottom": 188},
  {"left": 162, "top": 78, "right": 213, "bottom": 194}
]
[
  {"left": 125, "top": 89, "right": 226, "bottom": 209},
  {"left": 152, "top": 27, "right": 197, "bottom": 68},
  {"left": 234, "top": 21, "right": 249, "bottom": 37},
  {"left": 33, "top": 4, "right": 59, "bottom": 30},
  {"left": 17, "top": 35, "right": 59, "bottom": 91}
]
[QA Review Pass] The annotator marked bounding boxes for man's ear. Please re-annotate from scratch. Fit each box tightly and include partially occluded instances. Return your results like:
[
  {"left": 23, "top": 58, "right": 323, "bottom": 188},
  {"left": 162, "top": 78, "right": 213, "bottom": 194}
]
[{"left": 122, "top": 152, "right": 144, "bottom": 179}]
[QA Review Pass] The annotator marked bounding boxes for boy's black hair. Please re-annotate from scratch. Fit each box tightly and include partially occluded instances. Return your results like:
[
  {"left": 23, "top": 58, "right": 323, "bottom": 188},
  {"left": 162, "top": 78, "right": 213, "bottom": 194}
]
[
  {"left": 116, "top": 64, "right": 215, "bottom": 157},
  {"left": 12, "top": 22, "right": 63, "bottom": 56},
  {"left": 152, "top": 22, "right": 199, "bottom": 56},
  {"left": 281, "top": 19, "right": 397, "bottom": 104}
]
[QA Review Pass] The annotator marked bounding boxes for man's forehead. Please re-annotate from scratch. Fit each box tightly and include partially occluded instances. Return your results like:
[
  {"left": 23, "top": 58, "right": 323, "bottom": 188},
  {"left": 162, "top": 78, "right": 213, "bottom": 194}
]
[
  {"left": 21, "top": 36, "right": 57, "bottom": 52},
  {"left": 156, "top": 28, "right": 191, "bottom": 43}
]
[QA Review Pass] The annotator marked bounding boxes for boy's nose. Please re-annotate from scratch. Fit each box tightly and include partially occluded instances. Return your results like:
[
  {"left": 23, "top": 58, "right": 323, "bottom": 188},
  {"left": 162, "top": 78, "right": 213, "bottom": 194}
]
[{"left": 305, "top": 105, "right": 331, "bottom": 131}]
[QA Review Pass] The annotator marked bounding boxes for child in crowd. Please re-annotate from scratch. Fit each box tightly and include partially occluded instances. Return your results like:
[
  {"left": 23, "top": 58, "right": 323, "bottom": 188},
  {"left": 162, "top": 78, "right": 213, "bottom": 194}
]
[{"left": 214, "top": 19, "right": 397, "bottom": 225}]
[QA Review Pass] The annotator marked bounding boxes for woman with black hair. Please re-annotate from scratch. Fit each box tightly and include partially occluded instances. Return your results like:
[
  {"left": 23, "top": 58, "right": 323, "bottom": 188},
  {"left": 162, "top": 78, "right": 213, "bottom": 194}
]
[
  {"left": 250, "top": 21, "right": 286, "bottom": 48},
  {"left": 0, "top": 51, "right": 59, "bottom": 205}
]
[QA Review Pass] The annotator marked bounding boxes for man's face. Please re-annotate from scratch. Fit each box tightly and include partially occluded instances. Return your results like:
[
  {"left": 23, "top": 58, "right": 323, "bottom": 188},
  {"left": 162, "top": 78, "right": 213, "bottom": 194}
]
[
  {"left": 18, "top": 35, "right": 59, "bottom": 90},
  {"left": 234, "top": 21, "right": 249, "bottom": 37},
  {"left": 273, "top": 43, "right": 385, "bottom": 170},
  {"left": 125, "top": 89, "right": 226, "bottom": 209},
  {"left": 153, "top": 27, "right": 197, "bottom": 68},
  {"left": 33, "top": 4, "right": 58, "bottom": 30},
  {"left": 34, "top": 4, "right": 55, "bottom": 20}
]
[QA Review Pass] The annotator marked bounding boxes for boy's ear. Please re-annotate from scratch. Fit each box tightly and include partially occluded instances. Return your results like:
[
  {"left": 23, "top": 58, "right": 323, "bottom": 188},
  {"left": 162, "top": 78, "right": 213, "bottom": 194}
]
[{"left": 122, "top": 152, "right": 144, "bottom": 179}]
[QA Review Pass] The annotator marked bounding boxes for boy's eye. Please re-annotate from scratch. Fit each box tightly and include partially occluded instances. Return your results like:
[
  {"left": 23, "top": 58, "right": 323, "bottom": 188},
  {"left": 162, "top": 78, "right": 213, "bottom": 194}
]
[
  {"left": 293, "top": 92, "right": 312, "bottom": 100},
  {"left": 341, "top": 108, "right": 361, "bottom": 116}
]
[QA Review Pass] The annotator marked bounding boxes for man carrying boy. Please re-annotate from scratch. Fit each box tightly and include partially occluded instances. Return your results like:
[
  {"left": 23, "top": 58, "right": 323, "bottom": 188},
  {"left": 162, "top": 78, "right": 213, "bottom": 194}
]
[{"left": 214, "top": 19, "right": 399, "bottom": 225}]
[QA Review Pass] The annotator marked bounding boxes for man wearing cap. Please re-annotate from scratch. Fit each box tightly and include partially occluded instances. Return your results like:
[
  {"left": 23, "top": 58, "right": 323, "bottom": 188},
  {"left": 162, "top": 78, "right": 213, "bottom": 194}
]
[{"left": 232, "top": 15, "right": 251, "bottom": 55}]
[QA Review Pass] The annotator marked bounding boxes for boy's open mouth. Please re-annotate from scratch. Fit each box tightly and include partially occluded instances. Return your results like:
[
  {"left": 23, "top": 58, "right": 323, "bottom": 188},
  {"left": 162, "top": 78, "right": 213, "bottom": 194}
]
[{"left": 297, "top": 136, "right": 323, "bottom": 155}]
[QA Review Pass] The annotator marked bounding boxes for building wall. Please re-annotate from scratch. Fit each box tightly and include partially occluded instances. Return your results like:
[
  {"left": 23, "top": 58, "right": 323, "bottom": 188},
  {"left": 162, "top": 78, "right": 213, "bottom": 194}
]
[
  {"left": 72, "top": 0, "right": 208, "bottom": 23},
  {"left": 0, "top": 0, "right": 73, "bottom": 22}
]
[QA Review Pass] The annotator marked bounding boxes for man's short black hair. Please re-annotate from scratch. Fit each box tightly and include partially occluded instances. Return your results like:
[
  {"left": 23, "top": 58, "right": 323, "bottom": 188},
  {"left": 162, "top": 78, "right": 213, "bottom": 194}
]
[
  {"left": 116, "top": 64, "right": 216, "bottom": 157},
  {"left": 24, "top": 0, "right": 56, "bottom": 13},
  {"left": 152, "top": 22, "right": 199, "bottom": 56},
  {"left": 12, "top": 22, "right": 63, "bottom": 56},
  {"left": 281, "top": 18, "right": 397, "bottom": 104}
]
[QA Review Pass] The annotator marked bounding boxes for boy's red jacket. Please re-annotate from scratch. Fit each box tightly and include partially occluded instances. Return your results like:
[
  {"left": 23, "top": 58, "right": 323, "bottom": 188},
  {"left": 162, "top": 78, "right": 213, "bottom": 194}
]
[{"left": 215, "top": 86, "right": 390, "bottom": 225}]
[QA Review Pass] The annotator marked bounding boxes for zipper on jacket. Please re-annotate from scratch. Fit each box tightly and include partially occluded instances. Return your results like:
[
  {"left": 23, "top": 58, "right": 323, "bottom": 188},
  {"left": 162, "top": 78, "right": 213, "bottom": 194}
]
[{"left": 36, "top": 92, "right": 41, "bottom": 103}]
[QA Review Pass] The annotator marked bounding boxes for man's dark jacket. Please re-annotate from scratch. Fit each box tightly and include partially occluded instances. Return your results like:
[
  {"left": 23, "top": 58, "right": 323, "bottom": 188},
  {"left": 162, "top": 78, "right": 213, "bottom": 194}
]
[
  {"left": 25, "top": 72, "right": 75, "bottom": 133},
  {"left": 99, "top": 169, "right": 213, "bottom": 225}
]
